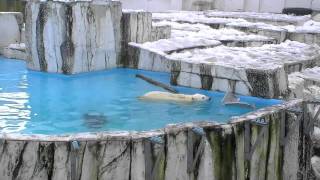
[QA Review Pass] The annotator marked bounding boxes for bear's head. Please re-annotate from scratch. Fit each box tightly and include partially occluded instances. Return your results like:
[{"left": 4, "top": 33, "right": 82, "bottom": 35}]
[{"left": 192, "top": 94, "right": 211, "bottom": 101}]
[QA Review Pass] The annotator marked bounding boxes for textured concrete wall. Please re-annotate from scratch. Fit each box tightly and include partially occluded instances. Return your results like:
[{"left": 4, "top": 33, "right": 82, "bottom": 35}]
[
  {"left": 25, "top": 1, "right": 122, "bottom": 74},
  {"left": 0, "top": 100, "right": 313, "bottom": 180},
  {"left": 121, "top": 11, "right": 152, "bottom": 67},
  {"left": 150, "top": 25, "right": 171, "bottom": 42},
  {"left": 128, "top": 42, "right": 320, "bottom": 98},
  {"left": 0, "top": 12, "right": 23, "bottom": 48}
]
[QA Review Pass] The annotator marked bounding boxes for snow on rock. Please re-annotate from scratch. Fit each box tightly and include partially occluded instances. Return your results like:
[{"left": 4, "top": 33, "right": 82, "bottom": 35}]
[
  {"left": 167, "top": 41, "right": 319, "bottom": 98},
  {"left": 128, "top": 40, "right": 319, "bottom": 98},
  {"left": 287, "top": 20, "right": 320, "bottom": 33},
  {"left": 226, "top": 21, "right": 286, "bottom": 32},
  {"left": 152, "top": 12, "right": 247, "bottom": 26},
  {"left": 129, "top": 37, "right": 221, "bottom": 54},
  {"left": 227, "top": 19, "right": 320, "bottom": 36},
  {"left": 153, "top": 20, "right": 212, "bottom": 32},
  {"left": 152, "top": 11, "right": 319, "bottom": 45},
  {"left": 288, "top": 67, "right": 320, "bottom": 99},
  {"left": 205, "top": 11, "right": 310, "bottom": 25},
  {"left": 153, "top": 20, "right": 274, "bottom": 43},
  {"left": 167, "top": 41, "right": 320, "bottom": 71}
]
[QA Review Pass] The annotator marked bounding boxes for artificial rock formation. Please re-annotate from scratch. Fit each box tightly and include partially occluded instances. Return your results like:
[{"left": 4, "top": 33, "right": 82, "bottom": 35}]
[
  {"left": 128, "top": 41, "right": 320, "bottom": 98},
  {"left": 0, "top": 100, "right": 314, "bottom": 180},
  {"left": 0, "top": 43, "right": 27, "bottom": 60},
  {"left": 25, "top": 0, "right": 122, "bottom": 74},
  {"left": 120, "top": 10, "right": 152, "bottom": 67},
  {"left": 0, "top": 12, "right": 23, "bottom": 49},
  {"left": 150, "top": 25, "right": 171, "bottom": 42}
]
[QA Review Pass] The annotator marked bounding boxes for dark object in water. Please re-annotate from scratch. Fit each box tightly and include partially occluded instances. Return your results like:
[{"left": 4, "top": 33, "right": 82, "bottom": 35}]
[
  {"left": 83, "top": 112, "right": 107, "bottom": 129},
  {"left": 282, "top": 8, "right": 313, "bottom": 16},
  {"left": 222, "top": 91, "right": 240, "bottom": 104},
  {"left": 136, "top": 74, "right": 178, "bottom": 94},
  {"left": 222, "top": 91, "right": 255, "bottom": 109}
]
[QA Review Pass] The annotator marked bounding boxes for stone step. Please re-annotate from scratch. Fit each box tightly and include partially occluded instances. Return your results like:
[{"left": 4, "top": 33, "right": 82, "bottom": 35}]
[
  {"left": 128, "top": 40, "right": 320, "bottom": 98},
  {"left": 0, "top": 43, "right": 27, "bottom": 60},
  {"left": 152, "top": 11, "right": 320, "bottom": 46},
  {"left": 153, "top": 20, "right": 277, "bottom": 47},
  {"left": 204, "top": 11, "right": 310, "bottom": 26}
]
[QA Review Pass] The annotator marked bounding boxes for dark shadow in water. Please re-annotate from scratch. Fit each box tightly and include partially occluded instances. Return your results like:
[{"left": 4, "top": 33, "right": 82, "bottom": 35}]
[{"left": 83, "top": 112, "right": 108, "bottom": 129}]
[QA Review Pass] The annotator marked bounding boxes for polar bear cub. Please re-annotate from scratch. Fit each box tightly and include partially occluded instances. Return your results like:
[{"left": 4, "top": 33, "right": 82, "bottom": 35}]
[{"left": 139, "top": 91, "right": 211, "bottom": 102}]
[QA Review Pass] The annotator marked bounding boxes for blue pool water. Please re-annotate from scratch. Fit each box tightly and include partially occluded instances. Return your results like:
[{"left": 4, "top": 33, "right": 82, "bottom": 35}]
[{"left": 0, "top": 58, "right": 282, "bottom": 134}]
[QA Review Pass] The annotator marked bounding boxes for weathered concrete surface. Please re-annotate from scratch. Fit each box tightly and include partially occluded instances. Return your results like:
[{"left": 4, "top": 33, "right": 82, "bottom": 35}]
[
  {"left": 289, "top": 32, "right": 320, "bottom": 46},
  {"left": 25, "top": 1, "right": 122, "bottom": 74},
  {"left": 121, "top": 10, "right": 152, "bottom": 45},
  {"left": 226, "top": 23, "right": 288, "bottom": 43},
  {"left": 289, "top": 67, "right": 320, "bottom": 100},
  {"left": 0, "top": 12, "right": 23, "bottom": 49},
  {"left": 128, "top": 40, "right": 320, "bottom": 98},
  {"left": 205, "top": 11, "right": 310, "bottom": 26},
  {"left": 152, "top": 11, "right": 320, "bottom": 46},
  {"left": 121, "top": 10, "right": 152, "bottom": 67},
  {"left": 150, "top": 25, "right": 171, "bottom": 41},
  {"left": 154, "top": 21, "right": 277, "bottom": 46},
  {"left": 0, "top": 100, "right": 312, "bottom": 180},
  {"left": 0, "top": 43, "right": 27, "bottom": 60},
  {"left": 127, "top": 38, "right": 221, "bottom": 70}
]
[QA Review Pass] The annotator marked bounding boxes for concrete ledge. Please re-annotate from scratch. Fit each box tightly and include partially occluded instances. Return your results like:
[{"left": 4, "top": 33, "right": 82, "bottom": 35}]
[
  {"left": 0, "top": 43, "right": 27, "bottom": 60},
  {"left": 204, "top": 11, "right": 310, "bottom": 25},
  {"left": 0, "top": 12, "right": 23, "bottom": 48},
  {"left": 154, "top": 20, "right": 277, "bottom": 46}
]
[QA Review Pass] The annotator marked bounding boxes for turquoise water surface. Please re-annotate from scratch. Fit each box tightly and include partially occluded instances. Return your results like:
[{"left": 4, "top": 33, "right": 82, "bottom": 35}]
[{"left": 0, "top": 57, "right": 282, "bottom": 134}]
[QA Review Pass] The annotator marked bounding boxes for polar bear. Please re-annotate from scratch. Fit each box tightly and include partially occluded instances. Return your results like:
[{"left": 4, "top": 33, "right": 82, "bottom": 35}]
[{"left": 139, "top": 91, "right": 211, "bottom": 102}]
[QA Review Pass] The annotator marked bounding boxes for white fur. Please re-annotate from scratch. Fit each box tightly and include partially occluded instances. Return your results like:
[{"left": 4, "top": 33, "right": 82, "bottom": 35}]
[{"left": 139, "top": 91, "right": 211, "bottom": 102}]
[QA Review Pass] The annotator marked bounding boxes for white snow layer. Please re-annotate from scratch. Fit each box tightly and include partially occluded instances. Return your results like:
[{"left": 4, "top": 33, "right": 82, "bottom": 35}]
[
  {"left": 129, "top": 37, "right": 221, "bottom": 54},
  {"left": 205, "top": 11, "right": 311, "bottom": 24},
  {"left": 153, "top": 12, "right": 320, "bottom": 34},
  {"left": 152, "top": 12, "right": 247, "bottom": 25},
  {"left": 153, "top": 20, "right": 272, "bottom": 41},
  {"left": 167, "top": 41, "right": 320, "bottom": 70}
]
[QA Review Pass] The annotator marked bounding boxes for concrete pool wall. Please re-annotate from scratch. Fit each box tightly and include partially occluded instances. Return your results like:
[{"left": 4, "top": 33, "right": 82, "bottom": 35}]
[
  {"left": 1, "top": 1, "right": 319, "bottom": 179},
  {"left": 0, "top": 99, "right": 314, "bottom": 180}
]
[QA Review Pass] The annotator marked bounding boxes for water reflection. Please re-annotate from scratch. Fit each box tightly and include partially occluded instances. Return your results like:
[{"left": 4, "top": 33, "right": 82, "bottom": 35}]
[{"left": 0, "top": 76, "right": 30, "bottom": 133}]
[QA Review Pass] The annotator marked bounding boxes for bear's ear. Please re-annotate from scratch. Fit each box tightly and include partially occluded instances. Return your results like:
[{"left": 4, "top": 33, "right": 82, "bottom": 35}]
[{"left": 192, "top": 97, "right": 195, "bottom": 101}]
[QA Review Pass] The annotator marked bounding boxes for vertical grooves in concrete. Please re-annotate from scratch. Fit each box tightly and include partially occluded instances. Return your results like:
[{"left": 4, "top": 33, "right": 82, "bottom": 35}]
[
  {"left": 200, "top": 64, "right": 213, "bottom": 90},
  {"left": 12, "top": 142, "right": 27, "bottom": 179},
  {"left": 36, "top": 3, "right": 48, "bottom": 71},
  {"left": 61, "top": 4, "right": 75, "bottom": 74},
  {"left": 205, "top": 126, "right": 236, "bottom": 180}
]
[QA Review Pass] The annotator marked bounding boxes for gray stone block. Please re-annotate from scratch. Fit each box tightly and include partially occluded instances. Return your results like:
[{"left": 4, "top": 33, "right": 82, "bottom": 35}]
[{"left": 25, "top": 1, "right": 122, "bottom": 74}]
